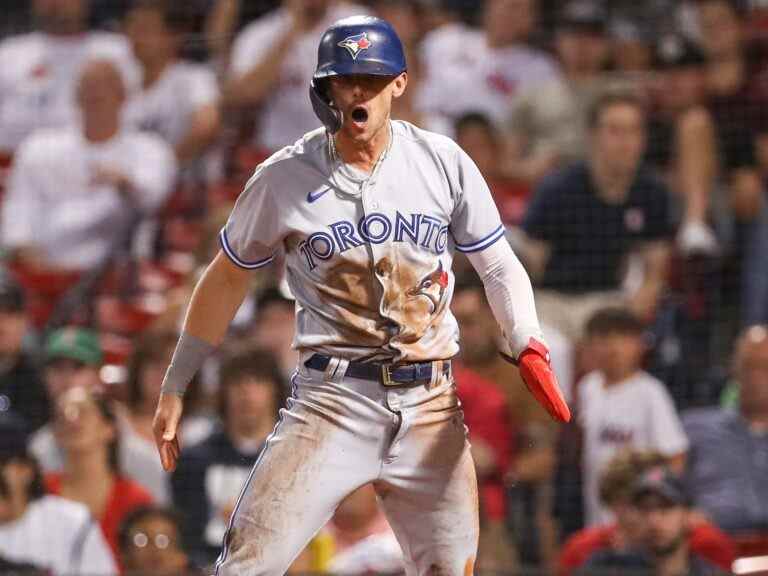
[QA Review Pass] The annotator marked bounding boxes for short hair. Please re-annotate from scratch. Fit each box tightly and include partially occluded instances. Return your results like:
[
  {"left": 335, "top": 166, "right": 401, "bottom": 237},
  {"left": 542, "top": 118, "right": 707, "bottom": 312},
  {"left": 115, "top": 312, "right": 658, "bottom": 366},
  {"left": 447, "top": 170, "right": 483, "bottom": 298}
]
[
  {"left": 117, "top": 504, "right": 185, "bottom": 555},
  {"left": 587, "top": 88, "right": 646, "bottom": 130},
  {"left": 217, "top": 347, "right": 287, "bottom": 419},
  {"left": 585, "top": 306, "right": 645, "bottom": 338},
  {"left": 599, "top": 449, "right": 667, "bottom": 505},
  {"left": 128, "top": 0, "right": 199, "bottom": 33},
  {"left": 454, "top": 112, "right": 500, "bottom": 142},
  {"left": 255, "top": 286, "right": 294, "bottom": 316},
  {"left": 125, "top": 330, "right": 179, "bottom": 409}
]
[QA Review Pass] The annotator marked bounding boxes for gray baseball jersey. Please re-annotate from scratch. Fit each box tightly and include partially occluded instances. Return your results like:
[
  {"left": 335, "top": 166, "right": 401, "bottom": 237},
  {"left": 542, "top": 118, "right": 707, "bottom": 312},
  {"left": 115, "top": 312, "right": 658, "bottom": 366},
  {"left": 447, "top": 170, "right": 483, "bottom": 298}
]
[{"left": 220, "top": 119, "right": 504, "bottom": 362}]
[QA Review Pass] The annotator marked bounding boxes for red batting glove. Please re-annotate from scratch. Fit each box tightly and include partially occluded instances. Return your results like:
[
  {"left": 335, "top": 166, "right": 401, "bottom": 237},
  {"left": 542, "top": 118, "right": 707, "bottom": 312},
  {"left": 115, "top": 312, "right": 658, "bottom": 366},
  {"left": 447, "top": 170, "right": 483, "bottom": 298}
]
[{"left": 502, "top": 338, "right": 571, "bottom": 423}]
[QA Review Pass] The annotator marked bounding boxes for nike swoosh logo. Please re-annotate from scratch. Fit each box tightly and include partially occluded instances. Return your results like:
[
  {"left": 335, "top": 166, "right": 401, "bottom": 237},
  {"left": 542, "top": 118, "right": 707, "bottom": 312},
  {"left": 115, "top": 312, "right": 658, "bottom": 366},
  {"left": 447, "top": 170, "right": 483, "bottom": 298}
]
[{"left": 307, "top": 187, "right": 331, "bottom": 203}]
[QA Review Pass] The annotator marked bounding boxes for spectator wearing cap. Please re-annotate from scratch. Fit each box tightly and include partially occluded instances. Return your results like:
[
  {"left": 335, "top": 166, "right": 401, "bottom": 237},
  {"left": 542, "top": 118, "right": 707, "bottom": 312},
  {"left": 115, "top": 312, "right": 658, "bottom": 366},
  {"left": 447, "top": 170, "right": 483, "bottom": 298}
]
[
  {"left": 558, "top": 450, "right": 735, "bottom": 576},
  {"left": 578, "top": 307, "right": 688, "bottom": 526},
  {"left": 683, "top": 325, "right": 768, "bottom": 534},
  {"left": 0, "top": 275, "right": 48, "bottom": 431},
  {"left": 0, "top": 413, "right": 117, "bottom": 575},
  {"left": 171, "top": 346, "right": 285, "bottom": 566},
  {"left": 580, "top": 467, "right": 728, "bottom": 575},
  {"left": 647, "top": 33, "right": 720, "bottom": 257}
]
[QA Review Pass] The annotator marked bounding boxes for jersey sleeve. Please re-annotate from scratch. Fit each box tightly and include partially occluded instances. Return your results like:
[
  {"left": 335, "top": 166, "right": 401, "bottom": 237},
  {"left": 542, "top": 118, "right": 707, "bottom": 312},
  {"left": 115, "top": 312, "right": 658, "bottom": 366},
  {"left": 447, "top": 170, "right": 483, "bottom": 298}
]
[
  {"left": 449, "top": 147, "right": 505, "bottom": 253},
  {"left": 219, "top": 167, "right": 281, "bottom": 269}
]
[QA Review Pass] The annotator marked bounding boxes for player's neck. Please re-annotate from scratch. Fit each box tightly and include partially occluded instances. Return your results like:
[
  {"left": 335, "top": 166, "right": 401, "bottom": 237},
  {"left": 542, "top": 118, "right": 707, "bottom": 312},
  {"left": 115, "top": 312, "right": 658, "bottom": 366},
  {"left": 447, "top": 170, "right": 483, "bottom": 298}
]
[
  {"left": 590, "top": 159, "right": 633, "bottom": 204},
  {"left": 83, "top": 115, "right": 120, "bottom": 143},
  {"left": 333, "top": 121, "right": 391, "bottom": 173},
  {"left": 142, "top": 57, "right": 172, "bottom": 88}
]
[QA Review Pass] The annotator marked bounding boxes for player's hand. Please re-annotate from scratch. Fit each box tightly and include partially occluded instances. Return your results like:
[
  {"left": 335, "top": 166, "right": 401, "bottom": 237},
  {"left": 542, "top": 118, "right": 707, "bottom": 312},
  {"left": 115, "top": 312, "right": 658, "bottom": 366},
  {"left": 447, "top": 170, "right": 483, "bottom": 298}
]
[
  {"left": 153, "top": 392, "right": 184, "bottom": 472},
  {"left": 503, "top": 338, "right": 571, "bottom": 423}
]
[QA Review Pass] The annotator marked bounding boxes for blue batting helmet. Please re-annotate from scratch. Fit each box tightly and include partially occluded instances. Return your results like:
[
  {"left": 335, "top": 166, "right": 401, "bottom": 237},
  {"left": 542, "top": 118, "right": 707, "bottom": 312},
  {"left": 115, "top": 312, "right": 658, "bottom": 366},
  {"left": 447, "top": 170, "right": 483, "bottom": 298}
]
[{"left": 309, "top": 15, "right": 407, "bottom": 133}]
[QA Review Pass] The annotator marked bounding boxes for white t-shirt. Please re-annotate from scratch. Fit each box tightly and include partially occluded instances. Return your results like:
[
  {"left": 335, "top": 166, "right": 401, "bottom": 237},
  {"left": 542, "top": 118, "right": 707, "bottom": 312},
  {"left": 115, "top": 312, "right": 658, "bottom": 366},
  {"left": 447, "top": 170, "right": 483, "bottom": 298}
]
[
  {"left": 1, "top": 127, "right": 176, "bottom": 270},
  {"left": 0, "top": 31, "right": 140, "bottom": 153},
  {"left": 124, "top": 60, "right": 219, "bottom": 146},
  {"left": 229, "top": 3, "right": 366, "bottom": 151},
  {"left": 578, "top": 370, "right": 689, "bottom": 526},
  {"left": 415, "top": 23, "right": 565, "bottom": 134},
  {"left": 0, "top": 495, "right": 117, "bottom": 575}
]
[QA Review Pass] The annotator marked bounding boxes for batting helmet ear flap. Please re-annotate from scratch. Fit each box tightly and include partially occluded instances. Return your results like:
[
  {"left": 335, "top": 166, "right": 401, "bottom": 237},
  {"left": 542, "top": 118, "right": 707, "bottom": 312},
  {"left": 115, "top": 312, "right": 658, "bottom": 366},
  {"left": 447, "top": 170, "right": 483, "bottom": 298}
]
[{"left": 309, "top": 78, "right": 343, "bottom": 134}]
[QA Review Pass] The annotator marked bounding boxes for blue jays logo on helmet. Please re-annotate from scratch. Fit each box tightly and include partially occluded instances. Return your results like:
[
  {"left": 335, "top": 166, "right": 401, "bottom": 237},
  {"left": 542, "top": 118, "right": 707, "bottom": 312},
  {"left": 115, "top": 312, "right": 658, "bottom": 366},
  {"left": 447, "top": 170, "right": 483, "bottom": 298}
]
[{"left": 338, "top": 32, "right": 372, "bottom": 60}]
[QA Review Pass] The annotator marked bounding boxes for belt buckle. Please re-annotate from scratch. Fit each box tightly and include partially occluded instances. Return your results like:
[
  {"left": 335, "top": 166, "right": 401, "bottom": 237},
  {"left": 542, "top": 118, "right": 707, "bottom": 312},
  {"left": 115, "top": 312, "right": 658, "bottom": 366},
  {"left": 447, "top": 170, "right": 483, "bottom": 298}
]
[{"left": 381, "top": 363, "right": 395, "bottom": 386}]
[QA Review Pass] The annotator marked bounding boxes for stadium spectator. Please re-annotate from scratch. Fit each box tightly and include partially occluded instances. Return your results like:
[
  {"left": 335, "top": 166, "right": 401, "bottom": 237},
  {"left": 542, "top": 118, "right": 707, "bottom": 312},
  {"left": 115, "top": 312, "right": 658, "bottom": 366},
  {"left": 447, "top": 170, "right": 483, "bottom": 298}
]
[
  {"left": 45, "top": 386, "right": 154, "bottom": 559},
  {"left": 579, "top": 307, "right": 688, "bottom": 526},
  {"left": 520, "top": 89, "right": 673, "bottom": 348},
  {"left": 558, "top": 450, "right": 735, "bottom": 576},
  {"left": 683, "top": 324, "right": 768, "bottom": 534},
  {"left": 224, "top": 0, "right": 366, "bottom": 152},
  {"left": 116, "top": 330, "right": 214, "bottom": 504},
  {"left": 0, "top": 413, "right": 117, "bottom": 575},
  {"left": 454, "top": 112, "right": 530, "bottom": 226},
  {"left": 295, "top": 483, "right": 404, "bottom": 574},
  {"left": 0, "top": 274, "right": 49, "bottom": 431},
  {"left": 417, "top": 0, "right": 574, "bottom": 185},
  {"left": 452, "top": 363, "right": 517, "bottom": 572},
  {"left": 1, "top": 59, "right": 177, "bottom": 273},
  {"left": 124, "top": 1, "right": 221, "bottom": 169},
  {"left": 0, "top": 0, "right": 139, "bottom": 156},
  {"left": 451, "top": 271, "right": 561, "bottom": 566},
  {"left": 30, "top": 326, "right": 105, "bottom": 472},
  {"left": 119, "top": 505, "right": 199, "bottom": 576},
  {"left": 580, "top": 466, "right": 728, "bottom": 575},
  {"left": 647, "top": 33, "right": 720, "bottom": 256},
  {"left": 171, "top": 347, "right": 284, "bottom": 565},
  {"left": 251, "top": 286, "right": 297, "bottom": 383}
]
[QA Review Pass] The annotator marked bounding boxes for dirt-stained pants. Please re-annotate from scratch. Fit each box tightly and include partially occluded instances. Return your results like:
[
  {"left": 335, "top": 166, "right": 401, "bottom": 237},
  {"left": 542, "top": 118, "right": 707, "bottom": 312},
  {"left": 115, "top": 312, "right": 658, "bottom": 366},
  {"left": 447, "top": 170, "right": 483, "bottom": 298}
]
[{"left": 214, "top": 356, "right": 478, "bottom": 576}]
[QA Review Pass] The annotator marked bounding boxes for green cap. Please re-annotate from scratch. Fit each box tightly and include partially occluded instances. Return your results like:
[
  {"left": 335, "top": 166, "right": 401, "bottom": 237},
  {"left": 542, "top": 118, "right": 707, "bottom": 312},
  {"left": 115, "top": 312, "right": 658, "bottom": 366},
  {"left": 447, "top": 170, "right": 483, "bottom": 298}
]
[{"left": 45, "top": 327, "right": 103, "bottom": 366}]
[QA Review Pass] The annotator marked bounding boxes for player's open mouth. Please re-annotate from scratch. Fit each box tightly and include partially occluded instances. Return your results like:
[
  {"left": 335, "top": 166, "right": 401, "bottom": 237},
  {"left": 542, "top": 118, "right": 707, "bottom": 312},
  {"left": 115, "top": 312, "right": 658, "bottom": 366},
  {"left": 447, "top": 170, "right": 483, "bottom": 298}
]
[{"left": 351, "top": 106, "right": 369, "bottom": 124}]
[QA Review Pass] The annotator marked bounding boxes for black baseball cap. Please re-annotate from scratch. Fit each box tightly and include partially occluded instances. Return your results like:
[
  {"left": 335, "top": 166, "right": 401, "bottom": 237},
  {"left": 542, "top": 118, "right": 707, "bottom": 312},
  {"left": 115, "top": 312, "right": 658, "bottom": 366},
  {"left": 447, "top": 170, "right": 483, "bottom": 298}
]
[
  {"left": 0, "top": 413, "right": 29, "bottom": 462},
  {"left": 653, "top": 34, "right": 706, "bottom": 70},
  {"left": 0, "top": 274, "right": 25, "bottom": 313},
  {"left": 558, "top": 0, "right": 608, "bottom": 34},
  {"left": 632, "top": 467, "right": 689, "bottom": 507}
]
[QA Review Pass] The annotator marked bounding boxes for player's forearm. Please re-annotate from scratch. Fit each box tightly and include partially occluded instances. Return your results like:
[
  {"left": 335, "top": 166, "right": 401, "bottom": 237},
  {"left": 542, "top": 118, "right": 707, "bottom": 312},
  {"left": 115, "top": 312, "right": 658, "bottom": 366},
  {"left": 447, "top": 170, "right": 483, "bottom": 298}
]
[
  {"left": 161, "top": 251, "right": 252, "bottom": 395},
  {"left": 466, "top": 239, "right": 544, "bottom": 358}
]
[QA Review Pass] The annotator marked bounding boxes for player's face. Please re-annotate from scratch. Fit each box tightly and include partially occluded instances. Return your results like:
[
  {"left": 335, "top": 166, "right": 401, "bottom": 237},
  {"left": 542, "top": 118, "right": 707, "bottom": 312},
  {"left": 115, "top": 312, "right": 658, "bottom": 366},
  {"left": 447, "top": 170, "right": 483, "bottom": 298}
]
[
  {"left": 44, "top": 359, "right": 101, "bottom": 400},
  {"left": 33, "top": 0, "right": 86, "bottom": 33},
  {"left": 484, "top": 0, "right": 536, "bottom": 46},
  {"left": 328, "top": 73, "right": 408, "bottom": 144},
  {"left": 591, "top": 103, "right": 646, "bottom": 177},
  {"left": 612, "top": 499, "right": 648, "bottom": 545}
]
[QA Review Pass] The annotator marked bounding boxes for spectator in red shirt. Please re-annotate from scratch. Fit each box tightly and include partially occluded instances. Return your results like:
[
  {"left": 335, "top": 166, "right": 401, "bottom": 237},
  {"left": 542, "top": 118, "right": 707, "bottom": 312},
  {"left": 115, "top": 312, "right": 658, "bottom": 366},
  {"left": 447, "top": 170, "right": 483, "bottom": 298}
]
[
  {"left": 45, "top": 386, "right": 153, "bottom": 560},
  {"left": 558, "top": 449, "right": 735, "bottom": 576},
  {"left": 452, "top": 362, "right": 516, "bottom": 571}
]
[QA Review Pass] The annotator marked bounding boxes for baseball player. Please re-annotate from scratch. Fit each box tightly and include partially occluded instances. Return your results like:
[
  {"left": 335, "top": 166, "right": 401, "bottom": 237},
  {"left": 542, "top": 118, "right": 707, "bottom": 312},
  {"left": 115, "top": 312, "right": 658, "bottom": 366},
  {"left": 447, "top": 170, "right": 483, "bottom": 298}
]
[{"left": 153, "top": 15, "right": 570, "bottom": 575}]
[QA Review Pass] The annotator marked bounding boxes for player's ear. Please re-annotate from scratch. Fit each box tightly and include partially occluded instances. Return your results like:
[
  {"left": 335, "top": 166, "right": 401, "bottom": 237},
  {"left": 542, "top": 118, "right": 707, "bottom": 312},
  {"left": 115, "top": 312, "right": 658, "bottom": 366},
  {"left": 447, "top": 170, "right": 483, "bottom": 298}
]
[{"left": 391, "top": 72, "right": 408, "bottom": 99}]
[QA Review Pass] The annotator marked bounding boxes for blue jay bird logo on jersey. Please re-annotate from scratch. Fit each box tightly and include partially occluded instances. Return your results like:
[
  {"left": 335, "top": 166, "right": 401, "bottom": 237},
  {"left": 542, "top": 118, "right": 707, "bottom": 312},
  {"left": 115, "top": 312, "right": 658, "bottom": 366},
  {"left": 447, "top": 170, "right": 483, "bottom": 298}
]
[{"left": 338, "top": 32, "right": 372, "bottom": 60}]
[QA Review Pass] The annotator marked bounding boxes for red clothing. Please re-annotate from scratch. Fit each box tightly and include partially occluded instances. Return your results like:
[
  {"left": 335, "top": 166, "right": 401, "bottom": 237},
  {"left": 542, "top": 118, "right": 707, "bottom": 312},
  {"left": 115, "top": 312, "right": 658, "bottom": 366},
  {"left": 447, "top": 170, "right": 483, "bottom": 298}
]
[
  {"left": 453, "top": 363, "right": 516, "bottom": 521},
  {"left": 558, "top": 521, "right": 736, "bottom": 576},
  {"left": 45, "top": 473, "right": 153, "bottom": 559}
]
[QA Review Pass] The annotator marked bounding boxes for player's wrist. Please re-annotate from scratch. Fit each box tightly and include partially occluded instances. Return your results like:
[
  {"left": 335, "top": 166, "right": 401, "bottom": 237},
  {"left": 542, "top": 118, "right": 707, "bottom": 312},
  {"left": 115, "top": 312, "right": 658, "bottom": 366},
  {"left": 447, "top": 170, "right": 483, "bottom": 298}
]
[{"left": 160, "top": 331, "right": 216, "bottom": 396}]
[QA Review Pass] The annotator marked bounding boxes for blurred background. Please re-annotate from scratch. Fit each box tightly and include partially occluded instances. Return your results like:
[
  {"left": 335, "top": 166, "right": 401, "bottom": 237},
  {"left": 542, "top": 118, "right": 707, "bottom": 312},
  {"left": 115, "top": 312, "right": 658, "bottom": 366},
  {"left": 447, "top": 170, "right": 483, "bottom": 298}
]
[{"left": 1, "top": 0, "right": 768, "bottom": 574}]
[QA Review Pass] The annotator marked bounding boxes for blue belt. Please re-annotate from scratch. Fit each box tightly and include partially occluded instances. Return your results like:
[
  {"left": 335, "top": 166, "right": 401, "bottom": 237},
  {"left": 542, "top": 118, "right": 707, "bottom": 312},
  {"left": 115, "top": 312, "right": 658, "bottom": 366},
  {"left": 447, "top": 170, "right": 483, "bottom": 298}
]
[{"left": 304, "top": 354, "right": 450, "bottom": 386}]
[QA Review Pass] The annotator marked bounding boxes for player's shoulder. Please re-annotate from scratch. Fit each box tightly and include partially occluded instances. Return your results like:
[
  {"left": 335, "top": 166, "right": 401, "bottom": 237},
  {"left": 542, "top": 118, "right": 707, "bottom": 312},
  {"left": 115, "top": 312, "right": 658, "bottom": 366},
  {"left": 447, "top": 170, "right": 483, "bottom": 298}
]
[
  {"left": 17, "top": 127, "right": 79, "bottom": 159},
  {"left": 254, "top": 128, "right": 328, "bottom": 177},
  {"left": 633, "top": 165, "right": 670, "bottom": 195},
  {"left": 86, "top": 30, "right": 131, "bottom": 51},
  {"left": 536, "top": 161, "right": 589, "bottom": 195},
  {"left": 392, "top": 120, "right": 462, "bottom": 156},
  {"left": 627, "top": 370, "right": 671, "bottom": 395}
]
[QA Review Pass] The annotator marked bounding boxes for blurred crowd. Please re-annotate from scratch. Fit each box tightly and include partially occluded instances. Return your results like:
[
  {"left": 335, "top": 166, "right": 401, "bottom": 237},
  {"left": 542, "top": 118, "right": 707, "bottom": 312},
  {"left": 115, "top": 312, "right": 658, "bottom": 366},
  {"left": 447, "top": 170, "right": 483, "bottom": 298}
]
[{"left": 2, "top": 0, "right": 768, "bottom": 574}]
